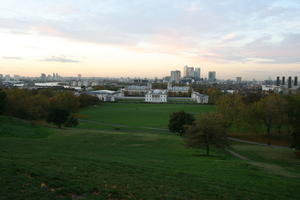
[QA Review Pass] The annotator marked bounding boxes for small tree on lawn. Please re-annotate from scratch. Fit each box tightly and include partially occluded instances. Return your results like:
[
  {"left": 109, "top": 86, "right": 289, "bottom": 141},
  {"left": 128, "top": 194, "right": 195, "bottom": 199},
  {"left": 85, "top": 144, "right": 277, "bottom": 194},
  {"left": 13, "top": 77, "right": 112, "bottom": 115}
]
[
  {"left": 168, "top": 111, "right": 195, "bottom": 136},
  {"left": 47, "top": 107, "right": 70, "bottom": 128},
  {"left": 184, "top": 112, "right": 228, "bottom": 156}
]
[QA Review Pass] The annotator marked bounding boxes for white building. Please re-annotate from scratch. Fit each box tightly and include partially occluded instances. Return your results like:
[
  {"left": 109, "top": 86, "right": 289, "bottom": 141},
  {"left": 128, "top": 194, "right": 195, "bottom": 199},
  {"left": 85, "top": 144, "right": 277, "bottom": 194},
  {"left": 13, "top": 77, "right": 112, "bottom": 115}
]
[
  {"left": 89, "top": 90, "right": 123, "bottom": 102},
  {"left": 145, "top": 89, "right": 168, "bottom": 103},
  {"left": 167, "top": 83, "right": 190, "bottom": 93},
  {"left": 191, "top": 92, "right": 209, "bottom": 104}
]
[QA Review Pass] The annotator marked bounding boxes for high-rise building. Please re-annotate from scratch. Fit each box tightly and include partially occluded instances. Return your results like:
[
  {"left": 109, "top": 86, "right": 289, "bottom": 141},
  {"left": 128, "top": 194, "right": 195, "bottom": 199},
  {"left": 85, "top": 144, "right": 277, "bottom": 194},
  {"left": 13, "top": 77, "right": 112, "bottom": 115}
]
[
  {"left": 236, "top": 77, "right": 242, "bottom": 83},
  {"left": 295, "top": 77, "right": 298, "bottom": 86},
  {"left": 40, "top": 73, "right": 46, "bottom": 81},
  {"left": 208, "top": 71, "right": 216, "bottom": 82},
  {"left": 0, "top": 74, "right": 3, "bottom": 80},
  {"left": 276, "top": 76, "right": 280, "bottom": 86},
  {"left": 194, "top": 68, "right": 201, "bottom": 80},
  {"left": 187, "top": 67, "right": 194, "bottom": 78},
  {"left": 183, "top": 65, "right": 189, "bottom": 77},
  {"left": 170, "top": 70, "right": 181, "bottom": 83},
  {"left": 288, "top": 77, "right": 292, "bottom": 88},
  {"left": 78, "top": 74, "right": 82, "bottom": 80},
  {"left": 282, "top": 76, "right": 285, "bottom": 85}
]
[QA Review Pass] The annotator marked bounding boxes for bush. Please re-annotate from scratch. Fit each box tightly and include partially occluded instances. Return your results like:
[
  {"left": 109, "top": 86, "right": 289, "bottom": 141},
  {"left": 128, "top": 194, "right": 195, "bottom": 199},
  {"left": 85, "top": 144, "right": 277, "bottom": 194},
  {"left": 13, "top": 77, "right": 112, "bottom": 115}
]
[{"left": 168, "top": 111, "right": 195, "bottom": 136}]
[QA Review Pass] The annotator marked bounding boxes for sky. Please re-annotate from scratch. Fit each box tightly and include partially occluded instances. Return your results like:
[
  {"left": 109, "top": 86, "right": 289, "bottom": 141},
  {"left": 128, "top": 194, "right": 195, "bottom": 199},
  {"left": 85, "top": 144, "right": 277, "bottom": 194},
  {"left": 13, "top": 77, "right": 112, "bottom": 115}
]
[{"left": 0, "top": 0, "right": 300, "bottom": 80}]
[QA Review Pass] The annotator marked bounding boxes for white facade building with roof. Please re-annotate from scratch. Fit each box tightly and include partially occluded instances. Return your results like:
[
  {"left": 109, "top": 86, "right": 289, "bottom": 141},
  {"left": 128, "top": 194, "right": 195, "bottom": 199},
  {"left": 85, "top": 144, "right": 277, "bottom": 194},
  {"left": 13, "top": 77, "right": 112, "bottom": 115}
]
[
  {"left": 88, "top": 90, "right": 123, "bottom": 102},
  {"left": 191, "top": 92, "right": 209, "bottom": 104},
  {"left": 145, "top": 89, "right": 168, "bottom": 103}
]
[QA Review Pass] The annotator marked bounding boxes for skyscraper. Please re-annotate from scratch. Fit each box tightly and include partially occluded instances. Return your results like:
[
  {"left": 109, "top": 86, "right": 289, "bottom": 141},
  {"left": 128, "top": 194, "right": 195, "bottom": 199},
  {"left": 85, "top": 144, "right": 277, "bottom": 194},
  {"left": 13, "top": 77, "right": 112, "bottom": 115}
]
[
  {"left": 183, "top": 65, "right": 189, "bottom": 77},
  {"left": 236, "top": 77, "right": 242, "bottom": 83},
  {"left": 170, "top": 70, "right": 181, "bottom": 83},
  {"left": 208, "top": 71, "right": 216, "bottom": 82},
  {"left": 194, "top": 68, "right": 201, "bottom": 80}
]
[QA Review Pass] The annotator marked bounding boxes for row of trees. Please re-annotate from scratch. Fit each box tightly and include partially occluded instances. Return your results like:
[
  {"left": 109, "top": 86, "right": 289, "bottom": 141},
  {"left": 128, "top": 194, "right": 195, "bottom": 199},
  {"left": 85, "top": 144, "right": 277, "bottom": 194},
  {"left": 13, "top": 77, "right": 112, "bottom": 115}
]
[
  {"left": 0, "top": 88, "right": 99, "bottom": 128},
  {"left": 168, "top": 93, "right": 300, "bottom": 155}
]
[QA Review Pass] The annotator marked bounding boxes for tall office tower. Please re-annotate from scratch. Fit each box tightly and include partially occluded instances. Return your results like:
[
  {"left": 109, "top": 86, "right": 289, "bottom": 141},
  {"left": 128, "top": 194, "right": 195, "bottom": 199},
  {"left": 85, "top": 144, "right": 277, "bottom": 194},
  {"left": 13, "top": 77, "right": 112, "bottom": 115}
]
[
  {"left": 170, "top": 70, "right": 181, "bottom": 83},
  {"left": 78, "top": 74, "right": 82, "bottom": 80},
  {"left": 194, "top": 68, "right": 201, "bottom": 80},
  {"left": 53, "top": 73, "right": 56, "bottom": 79},
  {"left": 288, "top": 77, "right": 292, "bottom": 88},
  {"left": 276, "top": 76, "right": 280, "bottom": 86},
  {"left": 183, "top": 65, "right": 189, "bottom": 77},
  {"left": 208, "top": 71, "right": 216, "bottom": 82},
  {"left": 40, "top": 73, "right": 46, "bottom": 81},
  {"left": 187, "top": 67, "right": 194, "bottom": 78},
  {"left": 0, "top": 74, "right": 3, "bottom": 80},
  {"left": 282, "top": 76, "right": 285, "bottom": 85},
  {"left": 236, "top": 77, "right": 242, "bottom": 83},
  {"left": 295, "top": 77, "right": 298, "bottom": 86}
]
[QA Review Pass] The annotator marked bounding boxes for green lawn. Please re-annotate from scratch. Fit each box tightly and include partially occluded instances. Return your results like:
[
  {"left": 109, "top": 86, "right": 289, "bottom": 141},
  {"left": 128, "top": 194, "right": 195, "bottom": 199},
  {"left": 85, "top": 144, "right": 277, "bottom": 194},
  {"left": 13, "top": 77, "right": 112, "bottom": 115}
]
[
  {"left": 0, "top": 115, "right": 300, "bottom": 199},
  {"left": 78, "top": 103, "right": 215, "bottom": 130}
]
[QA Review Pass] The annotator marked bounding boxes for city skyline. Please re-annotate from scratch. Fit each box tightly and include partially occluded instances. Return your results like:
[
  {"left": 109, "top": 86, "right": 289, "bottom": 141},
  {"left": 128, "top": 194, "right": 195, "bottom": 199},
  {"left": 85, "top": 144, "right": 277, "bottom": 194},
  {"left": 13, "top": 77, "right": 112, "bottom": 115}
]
[{"left": 1, "top": 0, "right": 300, "bottom": 80}]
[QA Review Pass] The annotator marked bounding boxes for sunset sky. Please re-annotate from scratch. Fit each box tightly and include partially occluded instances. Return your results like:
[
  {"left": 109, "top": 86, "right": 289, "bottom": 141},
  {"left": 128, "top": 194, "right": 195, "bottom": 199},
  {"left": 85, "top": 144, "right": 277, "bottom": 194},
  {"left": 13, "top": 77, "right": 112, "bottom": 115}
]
[{"left": 0, "top": 0, "right": 300, "bottom": 80}]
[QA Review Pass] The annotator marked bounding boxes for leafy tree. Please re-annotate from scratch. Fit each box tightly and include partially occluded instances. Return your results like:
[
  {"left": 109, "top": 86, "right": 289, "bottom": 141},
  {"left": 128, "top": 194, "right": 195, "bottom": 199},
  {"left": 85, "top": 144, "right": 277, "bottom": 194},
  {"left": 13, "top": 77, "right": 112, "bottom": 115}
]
[
  {"left": 168, "top": 111, "right": 195, "bottom": 136},
  {"left": 185, "top": 112, "right": 228, "bottom": 156},
  {"left": 251, "top": 94, "right": 287, "bottom": 145},
  {"left": 286, "top": 94, "right": 300, "bottom": 150},
  {"left": 216, "top": 94, "right": 245, "bottom": 128},
  {"left": 0, "top": 89, "right": 7, "bottom": 114},
  {"left": 65, "top": 114, "right": 79, "bottom": 127},
  {"left": 49, "top": 92, "right": 79, "bottom": 113},
  {"left": 206, "top": 88, "right": 222, "bottom": 104},
  {"left": 47, "top": 107, "right": 70, "bottom": 128},
  {"left": 78, "top": 94, "right": 99, "bottom": 108}
]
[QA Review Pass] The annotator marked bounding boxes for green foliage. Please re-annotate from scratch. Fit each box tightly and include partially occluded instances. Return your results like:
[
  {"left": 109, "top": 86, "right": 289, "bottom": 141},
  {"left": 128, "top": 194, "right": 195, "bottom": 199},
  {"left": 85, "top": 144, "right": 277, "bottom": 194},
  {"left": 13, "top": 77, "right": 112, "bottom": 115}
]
[
  {"left": 216, "top": 94, "right": 245, "bottom": 127},
  {"left": 286, "top": 94, "right": 300, "bottom": 150},
  {"left": 47, "top": 107, "right": 71, "bottom": 128},
  {"left": 185, "top": 112, "right": 228, "bottom": 156},
  {"left": 168, "top": 111, "right": 195, "bottom": 136},
  {"left": 49, "top": 92, "right": 79, "bottom": 113},
  {"left": 78, "top": 94, "right": 99, "bottom": 108},
  {"left": 65, "top": 114, "right": 79, "bottom": 127},
  {"left": 0, "top": 89, "right": 7, "bottom": 114},
  {"left": 206, "top": 88, "right": 222, "bottom": 104}
]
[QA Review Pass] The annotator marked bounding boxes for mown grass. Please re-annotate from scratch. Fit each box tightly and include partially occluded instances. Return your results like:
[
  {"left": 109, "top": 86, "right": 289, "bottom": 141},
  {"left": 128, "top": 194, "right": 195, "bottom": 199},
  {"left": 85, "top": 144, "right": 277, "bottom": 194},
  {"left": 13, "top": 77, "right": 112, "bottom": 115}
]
[
  {"left": 78, "top": 103, "right": 215, "bottom": 130},
  {"left": 0, "top": 116, "right": 300, "bottom": 199}
]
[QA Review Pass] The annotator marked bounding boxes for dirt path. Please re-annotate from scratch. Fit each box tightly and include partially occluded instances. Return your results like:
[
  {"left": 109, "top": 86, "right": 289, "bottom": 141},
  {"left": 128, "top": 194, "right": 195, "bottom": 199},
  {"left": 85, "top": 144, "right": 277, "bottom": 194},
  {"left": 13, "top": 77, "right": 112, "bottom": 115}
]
[{"left": 228, "top": 137, "right": 289, "bottom": 149}]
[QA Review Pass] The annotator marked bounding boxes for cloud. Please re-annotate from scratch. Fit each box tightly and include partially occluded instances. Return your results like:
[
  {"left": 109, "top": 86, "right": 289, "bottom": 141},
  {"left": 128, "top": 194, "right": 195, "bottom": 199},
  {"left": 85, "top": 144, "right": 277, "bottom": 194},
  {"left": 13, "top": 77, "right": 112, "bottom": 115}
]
[
  {"left": 43, "top": 56, "right": 80, "bottom": 63},
  {"left": 2, "top": 56, "right": 22, "bottom": 60}
]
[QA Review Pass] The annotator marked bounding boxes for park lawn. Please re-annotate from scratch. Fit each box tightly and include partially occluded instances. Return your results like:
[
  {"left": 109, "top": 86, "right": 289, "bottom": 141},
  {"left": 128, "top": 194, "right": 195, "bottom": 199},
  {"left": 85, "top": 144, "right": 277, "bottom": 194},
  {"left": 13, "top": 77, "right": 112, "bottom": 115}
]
[
  {"left": 78, "top": 103, "right": 215, "bottom": 130},
  {"left": 1, "top": 116, "right": 300, "bottom": 200}
]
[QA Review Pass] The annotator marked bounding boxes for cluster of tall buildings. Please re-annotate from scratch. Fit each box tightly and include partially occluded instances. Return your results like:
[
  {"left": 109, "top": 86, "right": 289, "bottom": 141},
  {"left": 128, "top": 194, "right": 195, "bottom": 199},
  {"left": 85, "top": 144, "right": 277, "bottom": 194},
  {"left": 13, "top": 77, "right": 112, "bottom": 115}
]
[
  {"left": 40, "top": 73, "right": 61, "bottom": 81},
  {"left": 170, "top": 65, "right": 216, "bottom": 83}
]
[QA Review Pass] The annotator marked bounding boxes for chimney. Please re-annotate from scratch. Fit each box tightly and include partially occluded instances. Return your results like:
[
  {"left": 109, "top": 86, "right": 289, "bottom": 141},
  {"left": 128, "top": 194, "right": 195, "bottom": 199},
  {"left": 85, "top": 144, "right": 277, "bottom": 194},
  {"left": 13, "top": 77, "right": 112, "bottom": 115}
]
[
  {"left": 288, "top": 77, "right": 292, "bottom": 89},
  {"left": 295, "top": 77, "right": 298, "bottom": 86},
  {"left": 282, "top": 76, "right": 285, "bottom": 85},
  {"left": 276, "top": 76, "right": 280, "bottom": 86}
]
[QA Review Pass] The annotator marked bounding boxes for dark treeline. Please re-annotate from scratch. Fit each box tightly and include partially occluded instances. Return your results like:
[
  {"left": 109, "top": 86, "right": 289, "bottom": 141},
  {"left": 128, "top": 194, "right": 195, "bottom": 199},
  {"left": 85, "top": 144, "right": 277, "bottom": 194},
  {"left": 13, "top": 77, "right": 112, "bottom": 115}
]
[{"left": 0, "top": 88, "right": 99, "bottom": 128}]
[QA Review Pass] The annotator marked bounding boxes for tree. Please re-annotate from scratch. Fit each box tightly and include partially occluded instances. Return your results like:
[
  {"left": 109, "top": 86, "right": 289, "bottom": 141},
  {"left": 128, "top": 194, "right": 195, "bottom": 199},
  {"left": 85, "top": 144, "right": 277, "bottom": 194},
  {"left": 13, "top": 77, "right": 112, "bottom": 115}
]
[
  {"left": 168, "top": 111, "right": 195, "bottom": 136},
  {"left": 286, "top": 94, "right": 300, "bottom": 150},
  {"left": 0, "top": 89, "right": 7, "bottom": 114},
  {"left": 185, "top": 112, "right": 228, "bottom": 156},
  {"left": 216, "top": 94, "right": 245, "bottom": 128},
  {"left": 78, "top": 94, "right": 99, "bottom": 108},
  {"left": 49, "top": 92, "right": 80, "bottom": 113},
  {"left": 65, "top": 114, "right": 79, "bottom": 127},
  {"left": 251, "top": 94, "right": 287, "bottom": 145},
  {"left": 206, "top": 88, "right": 222, "bottom": 104},
  {"left": 47, "top": 107, "right": 70, "bottom": 128}
]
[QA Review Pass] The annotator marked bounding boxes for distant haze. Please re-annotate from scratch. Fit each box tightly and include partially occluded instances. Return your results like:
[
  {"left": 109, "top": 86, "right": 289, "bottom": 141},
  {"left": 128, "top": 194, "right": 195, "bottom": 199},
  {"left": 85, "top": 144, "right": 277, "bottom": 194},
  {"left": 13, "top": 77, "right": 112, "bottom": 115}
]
[{"left": 0, "top": 0, "right": 300, "bottom": 80}]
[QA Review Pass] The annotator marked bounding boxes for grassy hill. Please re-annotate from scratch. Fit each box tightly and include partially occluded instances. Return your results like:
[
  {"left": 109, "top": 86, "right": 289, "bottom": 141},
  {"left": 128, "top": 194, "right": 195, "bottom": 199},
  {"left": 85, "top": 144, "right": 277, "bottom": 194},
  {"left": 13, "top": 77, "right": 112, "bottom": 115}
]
[{"left": 1, "top": 112, "right": 300, "bottom": 200}]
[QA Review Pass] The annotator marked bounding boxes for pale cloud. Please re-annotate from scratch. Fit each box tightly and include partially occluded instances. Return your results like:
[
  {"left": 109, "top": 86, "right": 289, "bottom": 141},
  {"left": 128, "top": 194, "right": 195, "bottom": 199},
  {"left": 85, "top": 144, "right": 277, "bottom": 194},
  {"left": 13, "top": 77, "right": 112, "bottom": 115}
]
[
  {"left": 2, "top": 56, "right": 22, "bottom": 60},
  {"left": 43, "top": 56, "right": 80, "bottom": 63}
]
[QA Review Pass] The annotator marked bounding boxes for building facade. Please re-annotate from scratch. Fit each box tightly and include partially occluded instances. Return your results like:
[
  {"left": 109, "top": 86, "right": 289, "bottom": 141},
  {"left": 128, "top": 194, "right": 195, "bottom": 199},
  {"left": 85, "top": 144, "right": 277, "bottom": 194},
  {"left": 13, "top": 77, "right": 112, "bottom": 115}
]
[
  {"left": 191, "top": 92, "right": 209, "bottom": 104},
  {"left": 170, "top": 70, "right": 181, "bottom": 83},
  {"left": 145, "top": 89, "right": 168, "bottom": 103}
]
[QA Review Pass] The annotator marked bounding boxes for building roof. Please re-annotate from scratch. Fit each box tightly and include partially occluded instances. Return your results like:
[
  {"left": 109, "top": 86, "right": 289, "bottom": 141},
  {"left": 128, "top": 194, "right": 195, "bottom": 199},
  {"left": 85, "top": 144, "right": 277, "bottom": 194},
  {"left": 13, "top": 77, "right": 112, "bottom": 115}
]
[
  {"left": 89, "top": 90, "right": 118, "bottom": 95},
  {"left": 146, "top": 89, "right": 167, "bottom": 95}
]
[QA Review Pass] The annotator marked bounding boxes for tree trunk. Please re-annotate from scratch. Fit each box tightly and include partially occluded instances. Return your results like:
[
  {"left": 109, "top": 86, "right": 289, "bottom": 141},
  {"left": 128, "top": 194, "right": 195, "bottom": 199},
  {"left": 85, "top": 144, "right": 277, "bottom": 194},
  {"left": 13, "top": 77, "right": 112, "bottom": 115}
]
[
  {"left": 267, "top": 125, "right": 271, "bottom": 145},
  {"left": 206, "top": 144, "right": 210, "bottom": 156}
]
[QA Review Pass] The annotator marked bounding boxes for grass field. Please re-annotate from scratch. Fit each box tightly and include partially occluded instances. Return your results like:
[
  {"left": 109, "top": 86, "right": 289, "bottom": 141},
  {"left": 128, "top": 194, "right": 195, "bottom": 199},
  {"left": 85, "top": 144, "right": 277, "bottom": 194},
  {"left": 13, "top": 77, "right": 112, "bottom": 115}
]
[
  {"left": 78, "top": 103, "right": 215, "bottom": 131},
  {"left": 1, "top": 104, "right": 300, "bottom": 199}
]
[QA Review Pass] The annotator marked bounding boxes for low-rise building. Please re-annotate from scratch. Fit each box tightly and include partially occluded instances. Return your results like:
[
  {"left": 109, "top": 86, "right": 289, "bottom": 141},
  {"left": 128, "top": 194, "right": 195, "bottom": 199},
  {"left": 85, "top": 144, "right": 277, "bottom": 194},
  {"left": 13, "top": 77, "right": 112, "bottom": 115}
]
[
  {"left": 145, "top": 89, "right": 168, "bottom": 103},
  {"left": 191, "top": 92, "right": 209, "bottom": 104},
  {"left": 88, "top": 90, "right": 123, "bottom": 102}
]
